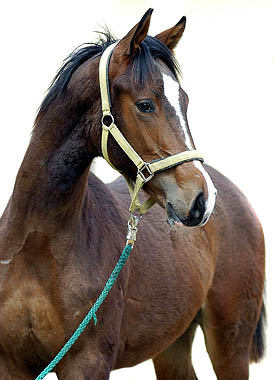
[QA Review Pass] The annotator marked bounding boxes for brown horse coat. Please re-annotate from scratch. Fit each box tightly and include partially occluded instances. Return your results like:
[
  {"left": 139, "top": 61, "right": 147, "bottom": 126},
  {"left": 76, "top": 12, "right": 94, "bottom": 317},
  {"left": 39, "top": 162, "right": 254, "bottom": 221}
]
[{"left": 0, "top": 9, "right": 265, "bottom": 380}]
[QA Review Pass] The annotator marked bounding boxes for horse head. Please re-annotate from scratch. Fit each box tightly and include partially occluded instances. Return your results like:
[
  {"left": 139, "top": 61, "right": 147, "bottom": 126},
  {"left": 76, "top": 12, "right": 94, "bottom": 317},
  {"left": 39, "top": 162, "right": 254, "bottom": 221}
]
[{"left": 68, "top": 9, "right": 216, "bottom": 227}]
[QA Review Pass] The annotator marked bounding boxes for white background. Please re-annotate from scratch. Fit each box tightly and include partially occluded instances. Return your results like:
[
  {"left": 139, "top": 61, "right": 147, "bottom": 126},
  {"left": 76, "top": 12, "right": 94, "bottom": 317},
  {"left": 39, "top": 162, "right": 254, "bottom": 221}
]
[{"left": 0, "top": 0, "right": 273, "bottom": 379}]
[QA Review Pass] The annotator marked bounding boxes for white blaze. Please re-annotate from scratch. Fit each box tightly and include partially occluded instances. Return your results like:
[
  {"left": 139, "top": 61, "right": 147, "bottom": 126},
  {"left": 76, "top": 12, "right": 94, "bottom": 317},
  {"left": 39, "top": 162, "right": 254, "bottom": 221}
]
[
  {"left": 162, "top": 72, "right": 217, "bottom": 225},
  {"left": 162, "top": 73, "right": 194, "bottom": 149},
  {"left": 194, "top": 161, "right": 217, "bottom": 225}
]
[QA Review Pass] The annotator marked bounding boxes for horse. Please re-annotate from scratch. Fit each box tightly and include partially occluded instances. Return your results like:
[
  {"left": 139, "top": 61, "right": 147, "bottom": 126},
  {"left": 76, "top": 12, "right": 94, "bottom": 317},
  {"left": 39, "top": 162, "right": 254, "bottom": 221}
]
[{"left": 0, "top": 8, "right": 265, "bottom": 380}]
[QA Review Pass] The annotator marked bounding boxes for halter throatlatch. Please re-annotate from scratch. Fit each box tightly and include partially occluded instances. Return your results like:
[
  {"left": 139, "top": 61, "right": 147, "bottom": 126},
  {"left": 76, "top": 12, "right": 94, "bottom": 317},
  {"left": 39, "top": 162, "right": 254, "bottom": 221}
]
[{"left": 99, "top": 42, "right": 204, "bottom": 224}]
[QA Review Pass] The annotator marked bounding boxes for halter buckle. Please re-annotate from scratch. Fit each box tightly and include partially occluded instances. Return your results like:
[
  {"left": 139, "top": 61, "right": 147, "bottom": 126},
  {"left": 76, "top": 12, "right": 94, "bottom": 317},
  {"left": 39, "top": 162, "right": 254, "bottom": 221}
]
[{"left": 137, "top": 163, "right": 154, "bottom": 183}]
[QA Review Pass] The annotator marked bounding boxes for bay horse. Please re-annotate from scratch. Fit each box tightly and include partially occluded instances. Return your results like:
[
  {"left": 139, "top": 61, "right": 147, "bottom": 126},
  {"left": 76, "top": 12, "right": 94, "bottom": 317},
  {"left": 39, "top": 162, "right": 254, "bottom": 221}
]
[{"left": 0, "top": 9, "right": 265, "bottom": 380}]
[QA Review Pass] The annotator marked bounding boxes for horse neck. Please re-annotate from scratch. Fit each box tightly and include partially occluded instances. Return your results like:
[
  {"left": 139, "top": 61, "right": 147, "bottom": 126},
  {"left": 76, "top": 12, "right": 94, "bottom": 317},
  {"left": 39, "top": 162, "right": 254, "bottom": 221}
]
[{"left": 9, "top": 100, "right": 98, "bottom": 231}]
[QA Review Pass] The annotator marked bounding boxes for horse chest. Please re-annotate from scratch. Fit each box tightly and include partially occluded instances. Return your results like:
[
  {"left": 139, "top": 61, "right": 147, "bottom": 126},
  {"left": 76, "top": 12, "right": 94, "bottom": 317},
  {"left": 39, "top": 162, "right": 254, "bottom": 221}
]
[{"left": 0, "top": 253, "right": 66, "bottom": 361}]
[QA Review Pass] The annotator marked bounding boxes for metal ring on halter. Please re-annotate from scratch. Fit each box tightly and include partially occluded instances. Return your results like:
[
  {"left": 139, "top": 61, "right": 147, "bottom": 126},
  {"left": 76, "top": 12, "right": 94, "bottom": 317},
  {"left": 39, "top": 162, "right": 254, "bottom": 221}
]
[{"left": 101, "top": 114, "right": 115, "bottom": 128}]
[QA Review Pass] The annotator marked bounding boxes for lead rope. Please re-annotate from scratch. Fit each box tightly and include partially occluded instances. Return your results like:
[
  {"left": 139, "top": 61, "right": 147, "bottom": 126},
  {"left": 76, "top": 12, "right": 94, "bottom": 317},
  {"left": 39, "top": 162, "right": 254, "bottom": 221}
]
[{"left": 35, "top": 215, "right": 141, "bottom": 380}]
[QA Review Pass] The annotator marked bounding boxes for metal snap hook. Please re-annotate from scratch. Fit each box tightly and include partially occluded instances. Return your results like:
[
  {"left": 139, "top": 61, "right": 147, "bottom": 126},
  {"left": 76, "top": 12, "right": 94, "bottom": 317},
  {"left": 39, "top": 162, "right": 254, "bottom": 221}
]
[{"left": 126, "top": 213, "right": 143, "bottom": 245}]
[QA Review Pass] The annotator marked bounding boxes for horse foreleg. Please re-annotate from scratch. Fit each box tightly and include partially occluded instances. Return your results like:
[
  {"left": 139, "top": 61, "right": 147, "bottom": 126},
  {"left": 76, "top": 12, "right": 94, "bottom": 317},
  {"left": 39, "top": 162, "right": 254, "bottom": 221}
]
[
  {"left": 0, "top": 353, "right": 35, "bottom": 380},
  {"left": 55, "top": 347, "right": 113, "bottom": 380},
  {"left": 152, "top": 320, "right": 199, "bottom": 380}
]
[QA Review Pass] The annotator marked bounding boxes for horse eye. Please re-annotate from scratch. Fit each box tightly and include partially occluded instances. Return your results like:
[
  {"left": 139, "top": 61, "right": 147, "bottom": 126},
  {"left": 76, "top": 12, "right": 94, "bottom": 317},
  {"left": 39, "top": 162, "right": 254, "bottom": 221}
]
[{"left": 136, "top": 100, "right": 155, "bottom": 113}]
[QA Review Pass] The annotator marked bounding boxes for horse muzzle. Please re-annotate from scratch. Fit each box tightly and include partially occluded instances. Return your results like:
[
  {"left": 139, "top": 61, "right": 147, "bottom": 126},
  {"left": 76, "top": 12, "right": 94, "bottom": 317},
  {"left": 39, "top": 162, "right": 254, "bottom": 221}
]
[{"left": 150, "top": 164, "right": 217, "bottom": 228}]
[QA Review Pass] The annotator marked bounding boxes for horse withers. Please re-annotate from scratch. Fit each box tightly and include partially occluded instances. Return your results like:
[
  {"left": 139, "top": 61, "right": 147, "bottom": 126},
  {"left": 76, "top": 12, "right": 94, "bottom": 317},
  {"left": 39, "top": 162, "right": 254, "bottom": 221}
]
[{"left": 0, "top": 9, "right": 265, "bottom": 380}]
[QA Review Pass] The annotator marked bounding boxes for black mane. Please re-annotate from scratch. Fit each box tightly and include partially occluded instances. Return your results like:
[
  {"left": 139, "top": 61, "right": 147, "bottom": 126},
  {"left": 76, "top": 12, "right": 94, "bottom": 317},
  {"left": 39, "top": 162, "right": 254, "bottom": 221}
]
[
  {"left": 39, "top": 30, "right": 180, "bottom": 113},
  {"left": 39, "top": 31, "right": 116, "bottom": 113}
]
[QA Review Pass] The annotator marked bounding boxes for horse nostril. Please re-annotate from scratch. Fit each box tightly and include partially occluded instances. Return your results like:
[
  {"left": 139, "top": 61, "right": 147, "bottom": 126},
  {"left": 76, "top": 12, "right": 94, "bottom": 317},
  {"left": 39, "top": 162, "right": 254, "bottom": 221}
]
[
  {"left": 189, "top": 193, "right": 206, "bottom": 223},
  {"left": 166, "top": 193, "right": 207, "bottom": 228}
]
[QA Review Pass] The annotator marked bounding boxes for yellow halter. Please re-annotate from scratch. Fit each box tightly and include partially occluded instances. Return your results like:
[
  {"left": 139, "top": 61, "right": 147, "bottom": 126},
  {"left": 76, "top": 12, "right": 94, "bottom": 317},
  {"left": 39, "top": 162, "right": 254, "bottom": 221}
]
[{"left": 99, "top": 42, "right": 204, "bottom": 216}]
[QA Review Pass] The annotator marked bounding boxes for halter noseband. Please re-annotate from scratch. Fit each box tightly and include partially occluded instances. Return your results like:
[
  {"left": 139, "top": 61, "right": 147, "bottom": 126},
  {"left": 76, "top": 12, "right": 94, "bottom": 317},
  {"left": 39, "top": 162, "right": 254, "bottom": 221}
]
[{"left": 99, "top": 42, "right": 204, "bottom": 215}]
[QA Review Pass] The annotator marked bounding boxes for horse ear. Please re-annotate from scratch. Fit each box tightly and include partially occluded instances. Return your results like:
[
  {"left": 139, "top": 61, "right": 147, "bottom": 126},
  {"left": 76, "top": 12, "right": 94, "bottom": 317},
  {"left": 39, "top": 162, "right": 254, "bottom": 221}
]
[
  {"left": 117, "top": 8, "right": 153, "bottom": 57},
  {"left": 155, "top": 16, "right": 186, "bottom": 50}
]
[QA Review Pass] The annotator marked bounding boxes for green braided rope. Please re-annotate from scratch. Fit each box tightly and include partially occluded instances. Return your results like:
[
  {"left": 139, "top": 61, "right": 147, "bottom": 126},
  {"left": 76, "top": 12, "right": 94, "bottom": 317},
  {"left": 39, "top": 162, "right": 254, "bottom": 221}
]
[{"left": 35, "top": 244, "right": 133, "bottom": 380}]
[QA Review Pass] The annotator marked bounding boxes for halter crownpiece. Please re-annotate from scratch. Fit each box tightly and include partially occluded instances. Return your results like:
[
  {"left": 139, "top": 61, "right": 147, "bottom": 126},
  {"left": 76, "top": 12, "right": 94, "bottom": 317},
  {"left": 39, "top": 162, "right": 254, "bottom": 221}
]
[{"left": 99, "top": 42, "right": 204, "bottom": 216}]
